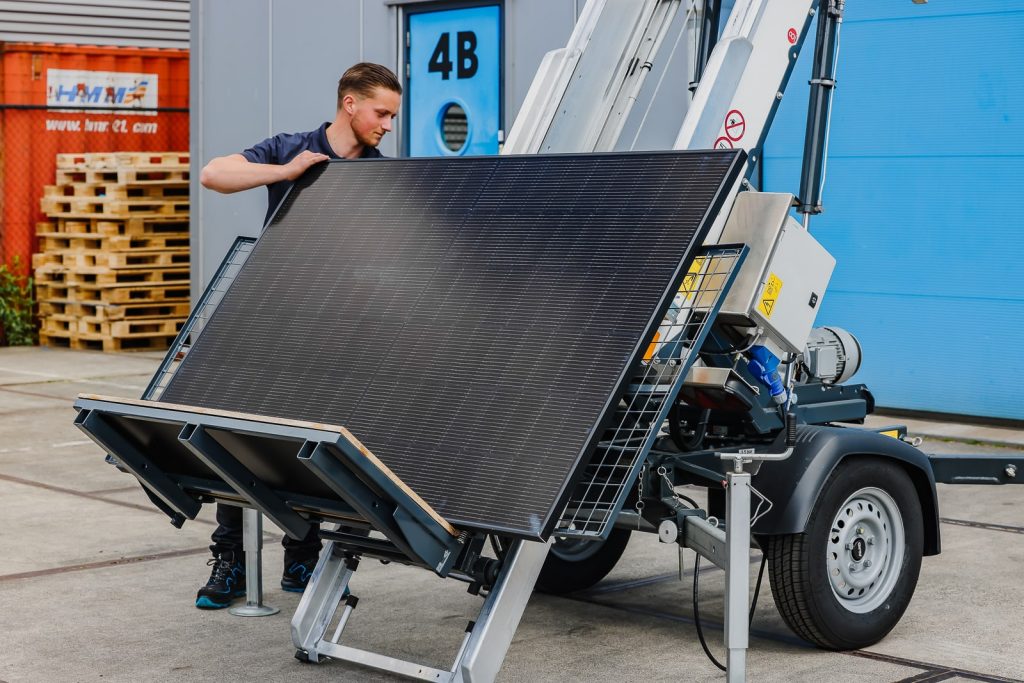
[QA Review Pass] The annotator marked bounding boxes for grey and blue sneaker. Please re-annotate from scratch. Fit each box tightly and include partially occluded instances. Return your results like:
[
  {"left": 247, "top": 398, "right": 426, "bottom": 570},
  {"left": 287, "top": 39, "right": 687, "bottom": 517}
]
[
  {"left": 281, "top": 556, "right": 318, "bottom": 593},
  {"left": 195, "top": 551, "right": 245, "bottom": 609}
]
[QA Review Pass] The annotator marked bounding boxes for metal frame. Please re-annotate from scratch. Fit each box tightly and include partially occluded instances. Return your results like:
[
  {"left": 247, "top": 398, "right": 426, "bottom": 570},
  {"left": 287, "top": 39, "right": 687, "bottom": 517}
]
[
  {"left": 292, "top": 536, "right": 550, "bottom": 682},
  {"left": 74, "top": 396, "right": 465, "bottom": 575}
]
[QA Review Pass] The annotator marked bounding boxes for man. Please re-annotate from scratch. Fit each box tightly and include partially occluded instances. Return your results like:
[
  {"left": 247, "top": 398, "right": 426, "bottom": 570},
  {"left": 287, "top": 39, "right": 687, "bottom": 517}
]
[{"left": 195, "top": 62, "right": 402, "bottom": 609}]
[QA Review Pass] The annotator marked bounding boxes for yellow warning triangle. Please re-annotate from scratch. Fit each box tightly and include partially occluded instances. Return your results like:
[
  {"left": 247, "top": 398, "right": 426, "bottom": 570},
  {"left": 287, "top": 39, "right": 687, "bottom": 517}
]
[{"left": 761, "top": 299, "right": 774, "bottom": 316}]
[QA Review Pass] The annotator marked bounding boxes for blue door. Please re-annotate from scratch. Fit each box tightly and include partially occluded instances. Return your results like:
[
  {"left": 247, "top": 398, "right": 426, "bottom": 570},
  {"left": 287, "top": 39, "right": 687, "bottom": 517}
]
[{"left": 407, "top": 4, "right": 502, "bottom": 156}]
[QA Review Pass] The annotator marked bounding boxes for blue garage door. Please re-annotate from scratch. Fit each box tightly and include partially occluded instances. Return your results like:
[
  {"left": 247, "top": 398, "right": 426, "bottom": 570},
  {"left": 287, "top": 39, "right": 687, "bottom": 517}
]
[{"left": 762, "top": 1, "right": 1024, "bottom": 420}]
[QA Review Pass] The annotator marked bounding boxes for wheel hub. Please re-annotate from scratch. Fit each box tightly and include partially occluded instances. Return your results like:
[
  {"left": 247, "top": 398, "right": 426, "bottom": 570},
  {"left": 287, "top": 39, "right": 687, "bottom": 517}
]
[{"left": 826, "top": 487, "right": 905, "bottom": 613}]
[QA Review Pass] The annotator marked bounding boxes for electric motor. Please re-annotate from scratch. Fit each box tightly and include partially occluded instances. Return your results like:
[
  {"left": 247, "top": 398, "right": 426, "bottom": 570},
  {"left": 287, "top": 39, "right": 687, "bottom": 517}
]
[{"left": 802, "top": 326, "right": 861, "bottom": 384}]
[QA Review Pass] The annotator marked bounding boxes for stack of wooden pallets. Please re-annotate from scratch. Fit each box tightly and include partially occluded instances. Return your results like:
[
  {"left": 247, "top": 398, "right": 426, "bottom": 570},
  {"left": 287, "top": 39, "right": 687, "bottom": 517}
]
[{"left": 33, "top": 151, "right": 191, "bottom": 352}]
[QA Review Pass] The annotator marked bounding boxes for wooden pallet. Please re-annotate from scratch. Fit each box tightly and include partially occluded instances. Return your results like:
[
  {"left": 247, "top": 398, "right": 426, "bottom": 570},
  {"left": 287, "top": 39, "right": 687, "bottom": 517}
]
[
  {"left": 40, "top": 196, "right": 190, "bottom": 219},
  {"left": 37, "top": 265, "right": 189, "bottom": 287},
  {"left": 39, "top": 299, "right": 191, "bottom": 320},
  {"left": 39, "top": 329, "right": 179, "bottom": 352},
  {"left": 44, "top": 182, "right": 190, "bottom": 201},
  {"left": 36, "top": 249, "right": 188, "bottom": 271},
  {"left": 72, "top": 283, "right": 192, "bottom": 304},
  {"left": 74, "top": 332, "right": 180, "bottom": 352},
  {"left": 56, "top": 151, "right": 190, "bottom": 169},
  {"left": 37, "top": 216, "right": 189, "bottom": 237},
  {"left": 78, "top": 317, "right": 184, "bottom": 337},
  {"left": 56, "top": 167, "right": 190, "bottom": 185},
  {"left": 37, "top": 232, "right": 190, "bottom": 252}
]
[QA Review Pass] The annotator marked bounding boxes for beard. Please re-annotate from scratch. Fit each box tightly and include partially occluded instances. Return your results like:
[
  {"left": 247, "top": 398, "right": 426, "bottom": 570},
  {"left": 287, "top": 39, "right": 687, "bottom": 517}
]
[{"left": 354, "top": 126, "right": 383, "bottom": 148}]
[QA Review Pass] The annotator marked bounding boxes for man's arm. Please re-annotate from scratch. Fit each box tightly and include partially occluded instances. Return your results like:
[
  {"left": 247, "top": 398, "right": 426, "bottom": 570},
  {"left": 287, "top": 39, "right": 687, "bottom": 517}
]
[{"left": 199, "top": 150, "right": 329, "bottom": 194}]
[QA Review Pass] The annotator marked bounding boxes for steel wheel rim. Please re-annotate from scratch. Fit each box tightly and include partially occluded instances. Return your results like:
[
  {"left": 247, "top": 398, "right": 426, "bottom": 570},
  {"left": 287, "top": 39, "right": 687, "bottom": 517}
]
[{"left": 826, "top": 486, "right": 905, "bottom": 613}]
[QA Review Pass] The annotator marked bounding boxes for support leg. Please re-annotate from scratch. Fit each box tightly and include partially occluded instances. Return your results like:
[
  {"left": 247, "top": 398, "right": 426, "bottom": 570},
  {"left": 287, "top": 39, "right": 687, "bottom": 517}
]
[
  {"left": 724, "top": 472, "right": 751, "bottom": 682},
  {"left": 230, "top": 509, "right": 279, "bottom": 617},
  {"left": 291, "top": 539, "right": 353, "bottom": 662},
  {"left": 453, "top": 539, "right": 550, "bottom": 683}
]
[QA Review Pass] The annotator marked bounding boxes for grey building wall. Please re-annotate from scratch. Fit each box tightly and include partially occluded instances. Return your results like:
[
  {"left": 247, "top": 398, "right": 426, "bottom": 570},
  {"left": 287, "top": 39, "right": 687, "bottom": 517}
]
[
  {"left": 0, "top": 0, "right": 190, "bottom": 48},
  {"left": 190, "top": 0, "right": 583, "bottom": 295}
]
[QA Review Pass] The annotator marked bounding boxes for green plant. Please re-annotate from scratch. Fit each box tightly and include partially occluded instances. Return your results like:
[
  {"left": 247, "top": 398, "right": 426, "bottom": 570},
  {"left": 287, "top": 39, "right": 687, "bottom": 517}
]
[{"left": 0, "top": 256, "right": 36, "bottom": 346}]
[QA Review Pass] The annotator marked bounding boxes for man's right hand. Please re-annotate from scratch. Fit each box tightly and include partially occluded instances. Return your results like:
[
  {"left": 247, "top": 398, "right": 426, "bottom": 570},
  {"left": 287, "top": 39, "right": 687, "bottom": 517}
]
[
  {"left": 281, "top": 150, "right": 330, "bottom": 180},
  {"left": 200, "top": 151, "right": 330, "bottom": 194}
]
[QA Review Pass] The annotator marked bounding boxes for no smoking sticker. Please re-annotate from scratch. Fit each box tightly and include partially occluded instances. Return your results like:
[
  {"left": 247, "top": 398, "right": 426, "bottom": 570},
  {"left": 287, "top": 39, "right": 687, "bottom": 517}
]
[
  {"left": 715, "top": 136, "right": 733, "bottom": 149},
  {"left": 724, "top": 109, "right": 745, "bottom": 142}
]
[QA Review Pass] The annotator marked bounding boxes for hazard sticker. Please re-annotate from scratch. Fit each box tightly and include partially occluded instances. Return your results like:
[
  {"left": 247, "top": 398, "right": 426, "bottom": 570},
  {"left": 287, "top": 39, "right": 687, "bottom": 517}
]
[
  {"left": 714, "top": 136, "right": 733, "bottom": 149},
  {"left": 679, "top": 256, "right": 707, "bottom": 299},
  {"left": 757, "top": 272, "right": 783, "bottom": 319},
  {"left": 787, "top": 28, "right": 798, "bottom": 44},
  {"left": 724, "top": 109, "right": 746, "bottom": 142}
]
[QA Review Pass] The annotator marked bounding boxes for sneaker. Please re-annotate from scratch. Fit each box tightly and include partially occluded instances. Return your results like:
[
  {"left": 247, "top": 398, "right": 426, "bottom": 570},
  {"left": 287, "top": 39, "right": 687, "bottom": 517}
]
[
  {"left": 195, "top": 551, "right": 246, "bottom": 609},
  {"left": 281, "top": 555, "right": 318, "bottom": 593}
]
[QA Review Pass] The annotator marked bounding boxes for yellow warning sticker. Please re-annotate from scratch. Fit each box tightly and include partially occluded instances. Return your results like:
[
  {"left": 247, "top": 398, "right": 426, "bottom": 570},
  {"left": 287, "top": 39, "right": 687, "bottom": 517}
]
[
  {"left": 881, "top": 430, "right": 900, "bottom": 439},
  {"left": 757, "top": 273, "right": 783, "bottom": 319},
  {"left": 679, "top": 257, "right": 706, "bottom": 300}
]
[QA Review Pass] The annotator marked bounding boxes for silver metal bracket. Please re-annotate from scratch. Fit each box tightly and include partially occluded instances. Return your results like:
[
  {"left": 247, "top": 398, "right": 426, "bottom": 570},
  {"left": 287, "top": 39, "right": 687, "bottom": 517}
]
[{"left": 291, "top": 537, "right": 550, "bottom": 682}]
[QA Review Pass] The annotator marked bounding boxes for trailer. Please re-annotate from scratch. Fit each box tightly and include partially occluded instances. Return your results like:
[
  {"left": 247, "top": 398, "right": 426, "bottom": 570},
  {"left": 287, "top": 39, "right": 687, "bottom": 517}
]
[{"left": 74, "top": 1, "right": 1022, "bottom": 681}]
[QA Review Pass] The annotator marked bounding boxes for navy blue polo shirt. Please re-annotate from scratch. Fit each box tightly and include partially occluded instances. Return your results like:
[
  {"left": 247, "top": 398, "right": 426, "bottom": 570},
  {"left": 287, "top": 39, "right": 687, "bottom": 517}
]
[{"left": 241, "top": 121, "right": 383, "bottom": 225}]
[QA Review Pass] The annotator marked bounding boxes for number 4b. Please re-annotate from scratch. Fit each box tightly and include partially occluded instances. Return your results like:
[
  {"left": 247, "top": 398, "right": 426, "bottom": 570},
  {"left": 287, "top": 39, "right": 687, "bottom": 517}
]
[{"left": 429, "top": 31, "right": 479, "bottom": 80}]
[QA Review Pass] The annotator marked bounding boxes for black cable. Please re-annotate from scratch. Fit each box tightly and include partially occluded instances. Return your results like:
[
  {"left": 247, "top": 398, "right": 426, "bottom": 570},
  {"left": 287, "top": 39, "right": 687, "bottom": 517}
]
[
  {"left": 692, "top": 552, "right": 769, "bottom": 673},
  {"left": 749, "top": 554, "right": 767, "bottom": 624},
  {"left": 693, "top": 555, "right": 727, "bottom": 672}
]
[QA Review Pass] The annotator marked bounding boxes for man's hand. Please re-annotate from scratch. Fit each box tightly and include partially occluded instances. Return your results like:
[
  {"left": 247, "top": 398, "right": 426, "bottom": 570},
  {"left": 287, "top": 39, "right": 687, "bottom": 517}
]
[
  {"left": 200, "top": 151, "right": 330, "bottom": 194},
  {"left": 281, "top": 150, "right": 330, "bottom": 181}
]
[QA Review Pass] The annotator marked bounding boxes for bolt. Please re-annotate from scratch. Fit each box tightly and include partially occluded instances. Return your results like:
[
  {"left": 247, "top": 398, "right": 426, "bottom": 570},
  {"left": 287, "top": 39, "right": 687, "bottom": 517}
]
[
  {"left": 857, "top": 527, "right": 864, "bottom": 535},
  {"left": 848, "top": 562, "right": 856, "bottom": 572},
  {"left": 867, "top": 538, "right": 875, "bottom": 546},
  {"left": 864, "top": 560, "right": 872, "bottom": 568},
  {"left": 845, "top": 543, "right": 852, "bottom": 550}
]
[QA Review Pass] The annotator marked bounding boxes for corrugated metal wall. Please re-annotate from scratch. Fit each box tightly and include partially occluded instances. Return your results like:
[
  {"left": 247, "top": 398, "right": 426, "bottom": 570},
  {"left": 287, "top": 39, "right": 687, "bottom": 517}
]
[
  {"left": 0, "top": 0, "right": 189, "bottom": 49},
  {"left": 763, "top": 0, "right": 1024, "bottom": 420}
]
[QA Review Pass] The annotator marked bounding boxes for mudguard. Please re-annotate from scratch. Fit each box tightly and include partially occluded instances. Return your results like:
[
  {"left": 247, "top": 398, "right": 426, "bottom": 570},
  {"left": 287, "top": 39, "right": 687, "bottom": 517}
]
[{"left": 750, "top": 425, "right": 941, "bottom": 555}]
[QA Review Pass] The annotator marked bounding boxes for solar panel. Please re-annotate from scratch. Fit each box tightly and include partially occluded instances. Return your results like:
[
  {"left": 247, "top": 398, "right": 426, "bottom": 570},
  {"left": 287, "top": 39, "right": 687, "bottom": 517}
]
[{"left": 160, "top": 150, "right": 743, "bottom": 539}]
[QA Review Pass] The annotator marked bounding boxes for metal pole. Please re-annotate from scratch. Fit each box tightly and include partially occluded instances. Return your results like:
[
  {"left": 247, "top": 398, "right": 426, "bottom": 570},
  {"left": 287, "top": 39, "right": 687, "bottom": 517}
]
[
  {"left": 724, "top": 471, "right": 751, "bottom": 682},
  {"left": 230, "top": 508, "right": 280, "bottom": 617}
]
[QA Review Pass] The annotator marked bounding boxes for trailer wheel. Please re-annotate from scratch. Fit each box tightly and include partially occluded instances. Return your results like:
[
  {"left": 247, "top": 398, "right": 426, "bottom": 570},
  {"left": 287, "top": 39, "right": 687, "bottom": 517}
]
[
  {"left": 535, "top": 528, "right": 632, "bottom": 594},
  {"left": 764, "top": 457, "right": 924, "bottom": 650}
]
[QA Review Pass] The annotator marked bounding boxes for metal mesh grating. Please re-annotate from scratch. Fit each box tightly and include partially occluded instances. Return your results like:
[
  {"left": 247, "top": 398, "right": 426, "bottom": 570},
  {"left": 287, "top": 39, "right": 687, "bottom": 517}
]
[{"left": 555, "top": 245, "right": 746, "bottom": 538}]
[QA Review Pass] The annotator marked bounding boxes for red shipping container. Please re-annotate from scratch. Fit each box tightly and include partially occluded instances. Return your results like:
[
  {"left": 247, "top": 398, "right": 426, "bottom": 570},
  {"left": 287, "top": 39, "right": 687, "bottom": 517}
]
[{"left": 0, "top": 43, "right": 189, "bottom": 274}]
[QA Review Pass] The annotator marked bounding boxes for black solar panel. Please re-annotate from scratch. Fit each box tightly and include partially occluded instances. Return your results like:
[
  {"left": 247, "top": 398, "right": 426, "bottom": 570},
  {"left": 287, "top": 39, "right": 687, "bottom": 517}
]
[{"left": 161, "top": 151, "right": 743, "bottom": 538}]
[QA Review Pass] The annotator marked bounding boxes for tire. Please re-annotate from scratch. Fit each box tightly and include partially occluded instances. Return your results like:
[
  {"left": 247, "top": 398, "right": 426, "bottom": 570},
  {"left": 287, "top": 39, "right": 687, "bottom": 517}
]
[
  {"left": 764, "top": 457, "right": 924, "bottom": 650},
  {"left": 535, "top": 528, "right": 632, "bottom": 594}
]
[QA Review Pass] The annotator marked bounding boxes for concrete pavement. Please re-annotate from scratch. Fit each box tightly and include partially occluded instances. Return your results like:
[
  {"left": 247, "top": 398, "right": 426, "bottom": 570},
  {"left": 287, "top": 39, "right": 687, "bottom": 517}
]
[{"left": 0, "top": 346, "right": 1021, "bottom": 682}]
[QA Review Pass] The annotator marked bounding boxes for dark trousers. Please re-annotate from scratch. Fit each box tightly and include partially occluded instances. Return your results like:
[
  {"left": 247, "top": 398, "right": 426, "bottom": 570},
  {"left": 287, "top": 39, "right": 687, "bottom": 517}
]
[{"left": 210, "top": 503, "right": 322, "bottom": 559}]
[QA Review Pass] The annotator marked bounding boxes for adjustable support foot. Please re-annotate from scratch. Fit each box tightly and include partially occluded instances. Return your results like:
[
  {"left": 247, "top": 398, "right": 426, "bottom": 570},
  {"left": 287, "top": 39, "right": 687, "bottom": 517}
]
[{"left": 230, "top": 508, "right": 280, "bottom": 617}]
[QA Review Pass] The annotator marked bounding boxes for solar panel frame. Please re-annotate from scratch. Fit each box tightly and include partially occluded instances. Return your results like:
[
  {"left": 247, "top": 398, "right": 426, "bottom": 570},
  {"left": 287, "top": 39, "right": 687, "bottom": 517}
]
[{"left": 160, "top": 150, "right": 745, "bottom": 540}]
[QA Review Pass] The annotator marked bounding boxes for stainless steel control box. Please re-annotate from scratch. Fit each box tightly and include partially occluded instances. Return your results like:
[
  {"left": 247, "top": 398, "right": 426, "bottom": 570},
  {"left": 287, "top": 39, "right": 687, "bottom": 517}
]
[{"left": 716, "top": 192, "right": 835, "bottom": 355}]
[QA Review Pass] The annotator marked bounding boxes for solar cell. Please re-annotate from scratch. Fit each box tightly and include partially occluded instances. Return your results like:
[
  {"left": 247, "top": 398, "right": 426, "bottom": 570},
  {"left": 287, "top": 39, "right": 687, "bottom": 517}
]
[{"left": 161, "top": 150, "right": 743, "bottom": 538}]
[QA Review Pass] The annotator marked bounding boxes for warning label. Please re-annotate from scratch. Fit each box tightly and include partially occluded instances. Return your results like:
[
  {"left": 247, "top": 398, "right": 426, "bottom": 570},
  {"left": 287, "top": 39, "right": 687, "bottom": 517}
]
[
  {"left": 724, "top": 109, "right": 746, "bottom": 142},
  {"left": 714, "top": 136, "right": 733, "bottom": 149},
  {"left": 757, "top": 273, "right": 783, "bottom": 319},
  {"left": 679, "top": 257, "right": 707, "bottom": 299}
]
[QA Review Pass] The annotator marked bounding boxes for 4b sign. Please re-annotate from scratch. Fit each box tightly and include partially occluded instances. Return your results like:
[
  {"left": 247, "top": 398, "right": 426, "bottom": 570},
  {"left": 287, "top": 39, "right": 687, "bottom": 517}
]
[{"left": 428, "top": 31, "right": 480, "bottom": 80}]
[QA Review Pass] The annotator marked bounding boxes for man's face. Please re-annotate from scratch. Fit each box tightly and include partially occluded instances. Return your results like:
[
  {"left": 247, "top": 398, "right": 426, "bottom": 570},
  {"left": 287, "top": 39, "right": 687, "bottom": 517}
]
[{"left": 346, "top": 87, "right": 401, "bottom": 147}]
